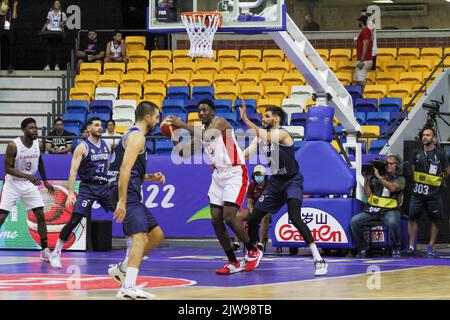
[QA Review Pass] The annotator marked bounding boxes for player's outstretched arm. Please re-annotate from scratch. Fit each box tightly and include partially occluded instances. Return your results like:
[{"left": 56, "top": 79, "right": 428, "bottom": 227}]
[
  {"left": 66, "top": 143, "right": 86, "bottom": 206},
  {"left": 38, "top": 141, "right": 54, "bottom": 194},
  {"left": 4, "top": 141, "right": 39, "bottom": 185}
]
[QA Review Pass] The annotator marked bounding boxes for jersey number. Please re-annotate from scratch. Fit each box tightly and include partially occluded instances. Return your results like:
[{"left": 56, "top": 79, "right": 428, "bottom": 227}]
[
  {"left": 414, "top": 183, "right": 429, "bottom": 195},
  {"left": 145, "top": 185, "right": 175, "bottom": 209},
  {"left": 25, "top": 162, "right": 32, "bottom": 171}
]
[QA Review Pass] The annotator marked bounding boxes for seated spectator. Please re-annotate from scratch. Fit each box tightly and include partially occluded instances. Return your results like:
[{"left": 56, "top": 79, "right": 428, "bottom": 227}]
[
  {"left": 0, "top": 0, "right": 18, "bottom": 74},
  {"left": 302, "top": 14, "right": 320, "bottom": 31},
  {"left": 45, "top": 118, "right": 73, "bottom": 154},
  {"left": 104, "top": 30, "right": 127, "bottom": 63},
  {"left": 41, "top": 0, "right": 67, "bottom": 71},
  {"left": 72, "top": 125, "right": 88, "bottom": 149},
  {"left": 77, "top": 29, "right": 105, "bottom": 70},
  {"left": 103, "top": 119, "right": 121, "bottom": 152}
]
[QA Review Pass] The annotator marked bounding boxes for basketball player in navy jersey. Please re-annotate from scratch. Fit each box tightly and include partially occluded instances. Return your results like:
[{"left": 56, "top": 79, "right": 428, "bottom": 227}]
[
  {"left": 49, "top": 117, "right": 115, "bottom": 268},
  {"left": 108, "top": 102, "right": 165, "bottom": 300},
  {"left": 240, "top": 102, "right": 328, "bottom": 275}
]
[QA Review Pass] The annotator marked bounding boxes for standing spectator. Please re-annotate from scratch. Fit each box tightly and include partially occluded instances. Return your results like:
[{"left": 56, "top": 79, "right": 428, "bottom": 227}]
[
  {"left": 353, "top": 15, "right": 373, "bottom": 88},
  {"left": 41, "top": 0, "right": 67, "bottom": 71},
  {"left": 45, "top": 118, "right": 73, "bottom": 154},
  {"left": 361, "top": 8, "right": 377, "bottom": 71},
  {"left": 0, "top": 0, "right": 18, "bottom": 74},
  {"left": 302, "top": 14, "right": 320, "bottom": 31},
  {"left": 77, "top": 29, "right": 105, "bottom": 70},
  {"left": 104, "top": 30, "right": 127, "bottom": 63},
  {"left": 406, "top": 127, "right": 450, "bottom": 256},
  {"left": 103, "top": 119, "right": 121, "bottom": 152}
]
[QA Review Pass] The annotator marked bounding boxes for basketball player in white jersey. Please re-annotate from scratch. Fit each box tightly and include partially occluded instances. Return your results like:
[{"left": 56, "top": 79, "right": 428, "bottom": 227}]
[
  {"left": 0, "top": 118, "right": 55, "bottom": 260},
  {"left": 166, "top": 99, "right": 261, "bottom": 275},
  {"left": 104, "top": 30, "right": 127, "bottom": 63}
]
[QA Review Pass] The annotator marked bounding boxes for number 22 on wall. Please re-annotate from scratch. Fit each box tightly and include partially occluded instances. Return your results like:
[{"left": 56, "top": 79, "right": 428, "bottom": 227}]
[{"left": 145, "top": 185, "right": 175, "bottom": 209}]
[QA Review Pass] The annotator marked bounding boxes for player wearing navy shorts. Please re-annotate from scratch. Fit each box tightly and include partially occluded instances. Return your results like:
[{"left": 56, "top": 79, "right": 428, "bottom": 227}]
[
  {"left": 49, "top": 117, "right": 114, "bottom": 268},
  {"left": 108, "top": 102, "right": 165, "bottom": 300},
  {"left": 240, "top": 102, "right": 328, "bottom": 276}
]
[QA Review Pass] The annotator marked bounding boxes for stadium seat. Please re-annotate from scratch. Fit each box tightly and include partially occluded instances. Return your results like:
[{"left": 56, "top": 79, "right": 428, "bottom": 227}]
[
  {"left": 94, "top": 87, "right": 118, "bottom": 100},
  {"left": 172, "top": 50, "right": 192, "bottom": 63},
  {"left": 443, "top": 47, "right": 450, "bottom": 57},
  {"left": 192, "top": 86, "right": 214, "bottom": 100},
  {"left": 150, "top": 50, "right": 172, "bottom": 63},
  {"left": 221, "top": 113, "right": 239, "bottom": 126},
  {"left": 161, "top": 112, "right": 187, "bottom": 123},
  {"left": 114, "top": 125, "right": 129, "bottom": 134},
  {"left": 375, "top": 72, "right": 399, "bottom": 86},
  {"left": 234, "top": 99, "right": 257, "bottom": 114},
  {"left": 243, "top": 61, "right": 266, "bottom": 74},
  {"left": 187, "top": 112, "right": 201, "bottom": 126},
  {"left": 240, "top": 49, "right": 262, "bottom": 63},
  {"left": 316, "top": 49, "right": 329, "bottom": 61},
  {"left": 379, "top": 97, "right": 402, "bottom": 113},
  {"left": 366, "top": 112, "right": 390, "bottom": 126},
  {"left": 112, "top": 100, "right": 137, "bottom": 114},
  {"left": 64, "top": 125, "right": 81, "bottom": 136},
  {"left": 197, "top": 61, "right": 220, "bottom": 75},
  {"left": 247, "top": 112, "right": 262, "bottom": 126},
  {"left": 376, "top": 48, "right": 397, "bottom": 62},
  {"left": 290, "top": 85, "right": 313, "bottom": 98},
  {"left": 220, "top": 61, "right": 244, "bottom": 76},
  {"left": 79, "top": 62, "right": 102, "bottom": 76},
  {"left": 143, "top": 87, "right": 166, "bottom": 105},
  {"left": 75, "top": 75, "right": 98, "bottom": 89},
  {"left": 257, "top": 99, "right": 281, "bottom": 114},
  {"left": 360, "top": 125, "right": 381, "bottom": 147},
  {"left": 90, "top": 100, "right": 112, "bottom": 114},
  {"left": 213, "top": 73, "right": 236, "bottom": 86},
  {"left": 62, "top": 112, "right": 85, "bottom": 129},
  {"left": 143, "top": 74, "right": 166, "bottom": 88},
  {"left": 282, "top": 98, "right": 304, "bottom": 124},
  {"left": 112, "top": 112, "right": 135, "bottom": 127},
  {"left": 369, "top": 140, "right": 387, "bottom": 154},
  {"left": 184, "top": 99, "right": 200, "bottom": 113},
  {"left": 389, "top": 111, "right": 407, "bottom": 125},
  {"left": 66, "top": 100, "right": 89, "bottom": 114},
  {"left": 162, "top": 99, "right": 185, "bottom": 113},
  {"left": 125, "top": 36, "right": 146, "bottom": 51},
  {"left": 215, "top": 86, "right": 239, "bottom": 101},
  {"left": 97, "top": 74, "right": 121, "bottom": 88},
  {"left": 354, "top": 98, "right": 378, "bottom": 113},
  {"left": 366, "top": 72, "right": 376, "bottom": 85},
  {"left": 264, "top": 86, "right": 289, "bottom": 100},
  {"left": 218, "top": 50, "right": 239, "bottom": 63},
  {"left": 266, "top": 61, "right": 290, "bottom": 75},
  {"left": 259, "top": 73, "right": 283, "bottom": 88},
  {"left": 398, "top": 48, "right": 420, "bottom": 61},
  {"left": 337, "top": 61, "right": 355, "bottom": 73},
  {"left": 263, "top": 49, "right": 285, "bottom": 63},
  {"left": 387, "top": 84, "right": 412, "bottom": 99},
  {"left": 151, "top": 61, "right": 172, "bottom": 75},
  {"left": 167, "top": 86, "right": 190, "bottom": 100},
  {"left": 240, "top": 85, "right": 264, "bottom": 101},
  {"left": 87, "top": 112, "right": 110, "bottom": 129},
  {"left": 103, "top": 62, "right": 126, "bottom": 75},
  {"left": 329, "top": 49, "right": 352, "bottom": 62},
  {"left": 173, "top": 62, "right": 197, "bottom": 75},
  {"left": 155, "top": 140, "right": 173, "bottom": 154},
  {"left": 383, "top": 60, "right": 408, "bottom": 73},
  {"left": 70, "top": 87, "right": 93, "bottom": 100},
  {"left": 290, "top": 113, "right": 308, "bottom": 127},
  {"left": 195, "top": 50, "right": 217, "bottom": 63},
  {"left": 190, "top": 73, "right": 213, "bottom": 87},
  {"left": 127, "top": 62, "right": 149, "bottom": 75},
  {"left": 237, "top": 73, "right": 260, "bottom": 87},
  {"left": 398, "top": 72, "right": 423, "bottom": 85},
  {"left": 119, "top": 87, "right": 142, "bottom": 100},
  {"left": 283, "top": 72, "right": 305, "bottom": 87},
  {"left": 127, "top": 50, "right": 150, "bottom": 63},
  {"left": 364, "top": 85, "right": 387, "bottom": 100},
  {"left": 120, "top": 74, "right": 144, "bottom": 88},
  {"left": 421, "top": 48, "right": 443, "bottom": 61},
  {"left": 408, "top": 59, "right": 432, "bottom": 73},
  {"left": 345, "top": 85, "right": 362, "bottom": 101},
  {"left": 335, "top": 72, "right": 352, "bottom": 86},
  {"left": 167, "top": 73, "right": 191, "bottom": 87},
  {"left": 354, "top": 112, "right": 366, "bottom": 125},
  {"left": 325, "top": 60, "right": 337, "bottom": 72}
]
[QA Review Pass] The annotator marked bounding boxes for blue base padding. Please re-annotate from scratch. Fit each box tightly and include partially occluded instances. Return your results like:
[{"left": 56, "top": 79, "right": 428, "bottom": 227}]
[{"left": 270, "top": 197, "right": 361, "bottom": 249}]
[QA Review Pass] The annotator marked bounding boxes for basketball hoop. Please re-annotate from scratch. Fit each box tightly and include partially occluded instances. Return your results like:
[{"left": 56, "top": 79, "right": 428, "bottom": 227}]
[{"left": 181, "top": 12, "right": 222, "bottom": 59}]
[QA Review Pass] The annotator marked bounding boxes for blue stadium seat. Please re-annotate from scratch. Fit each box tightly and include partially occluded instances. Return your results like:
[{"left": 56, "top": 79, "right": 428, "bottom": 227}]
[
  {"left": 379, "top": 98, "right": 402, "bottom": 113},
  {"left": 66, "top": 100, "right": 89, "bottom": 114},
  {"left": 234, "top": 99, "right": 257, "bottom": 114},
  {"left": 354, "top": 98, "right": 378, "bottom": 114},
  {"left": 64, "top": 125, "right": 81, "bottom": 136},
  {"left": 167, "top": 86, "right": 190, "bottom": 100},
  {"left": 366, "top": 112, "right": 390, "bottom": 126},
  {"left": 213, "top": 99, "right": 233, "bottom": 113},
  {"left": 155, "top": 139, "right": 174, "bottom": 154},
  {"left": 62, "top": 112, "right": 85, "bottom": 129},
  {"left": 145, "top": 139, "right": 155, "bottom": 154},
  {"left": 389, "top": 111, "right": 407, "bottom": 125},
  {"left": 334, "top": 125, "right": 344, "bottom": 134},
  {"left": 360, "top": 140, "right": 367, "bottom": 154},
  {"left": 161, "top": 112, "right": 187, "bottom": 122},
  {"left": 345, "top": 86, "right": 363, "bottom": 102},
  {"left": 86, "top": 113, "right": 110, "bottom": 130},
  {"left": 369, "top": 140, "right": 387, "bottom": 154},
  {"left": 192, "top": 86, "right": 214, "bottom": 101},
  {"left": 184, "top": 99, "right": 199, "bottom": 113},
  {"left": 162, "top": 99, "right": 186, "bottom": 113},
  {"left": 221, "top": 113, "right": 238, "bottom": 126},
  {"left": 354, "top": 112, "right": 366, "bottom": 125},
  {"left": 90, "top": 100, "right": 113, "bottom": 114},
  {"left": 248, "top": 113, "right": 262, "bottom": 126},
  {"left": 294, "top": 140, "right": 305, "bottom": 151},
  {"left": 290, "top": 113, "right": 308, "bottom": 127},
  {"left": 154, "top": 125, "right": 161, "bottom": 135}
]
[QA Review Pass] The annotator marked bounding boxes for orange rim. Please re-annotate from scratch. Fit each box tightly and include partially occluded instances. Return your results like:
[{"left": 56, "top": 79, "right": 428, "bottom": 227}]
[{"left": 181, "top": 11, "right": 222, "bottom": 27}]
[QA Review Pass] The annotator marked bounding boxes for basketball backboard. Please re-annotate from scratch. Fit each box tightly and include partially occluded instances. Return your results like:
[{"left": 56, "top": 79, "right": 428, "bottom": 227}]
[{"left": 148, "top": 0, "right": 286, "bottom": 33}]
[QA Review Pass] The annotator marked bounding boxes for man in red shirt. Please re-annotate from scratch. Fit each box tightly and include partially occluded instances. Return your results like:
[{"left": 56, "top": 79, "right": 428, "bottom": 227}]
[{"left": 353, "top": 15, "right": 373, "bottom": 88}]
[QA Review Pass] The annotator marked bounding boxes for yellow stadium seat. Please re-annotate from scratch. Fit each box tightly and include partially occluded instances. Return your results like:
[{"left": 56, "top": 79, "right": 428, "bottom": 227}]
[
  {"left": 375, "top": 72, "right": 399, "bottom": 85},
  {"left": 364, "top": 85, "right": 387, "bottom": 99},
  {"left": 337, "top": 61, "right": 355, "bottom": 73},
  {"left": 257, "top": 99, "right": 282, "bottom": 114},
  {"left": 120, "top": 86, "right": 142, "bottom": 100},
  {"left": 70, "top": 87, "right": 93, "bottom": 100},
  {"left": 139, "top": 98, "right": 162, "bottom": 110},
  {"left": 197, "top": 61, "right": 220, "bottom": 75},
  {"left": 259, "top": 73, "right": 283, "bottom": 88},
  {"left": 263, "top": 49, "right": 285, "bottom": 63},
  {"left": 376, "top": 48, "right": 397, "bottom": 62},
  {"left": 439, "top": 57, "right": 450, "bottom": 69},
  {"left": 97, "top": 74, "right": 121, "bottom": 87},
  {"left": 444, "top": 48, "right": 450, "bottom": 56},
  {"left": 218, "top": 50, "right": 239, "bottom": 63},
  {"left": 215, "top": 86, "right": 239, "bottom": 101},
  {"left": 383, "top": 60, "right": 408, "bottom": 73},
  {"left": 115, "top": 125, "right": 129, "bottom": 134},
  {"left": 188, "top": 112, "right": 201, "bottom": 126},
  {"left": 316, "top": 49, "right": 329, "bottom": 61},
  {"left": 421, "top": 48, "right": 443, "bottom": 61},
  {"left": 173, "top": 62, "right": 197, "bottom": 75},
  {"left": 325, "top": 60, "right": 337, "bottom": 72},
  {"left": 195, "top": 50, "right": 217, "bottom": 63},
  {"left": 151, "top": 61, "right": 172, "bottom": 75},
  {"left": 387, "top": 84, "right": 412, "bottom": 99},
  {"left": 287, "top": 59, "right": 297, "bottom": 72},
  {"left": 79, "top": 62, "right": 102, "bottom": 75},
  {"left": 240, "top": 50, "right": 262, "bottom": 63},
  {"left": 75, "top": 75, "right": 98, "bottom": 89},
  {"left": 143, "top": 87, "right": 166, "bottom": 102},
  {"left": 150, "top": 50, "right": 172, "bottom": 63},
  {"left": 127, "top": 62, "right": 149, "bottom": 75},
  {"left": 398, "top": 48, "right": 420, "bottom": 61},
  {"left": 127, "top": 50, "right": 150, "bottom": 63},
  {"left": 243, "top": 61, "right": 266, "bottom": 74},
  {"left": 360, "top": 125, "right": 381, "bottom": 147},
  {"left": 422, "top": 71, "right": 437, "bottom": 83},
  {"left": 264, "top": 86, "right": 289, "bottom": 100},
  {"left": 329, "top": 49, "right": 352, "bottom": 62},
  {"left": 412, "top": 84, "right": 425, "bottom": 103},
  {"left": 173, "top": 50, "right": 192, "bottom": 63},
  {"left": 398, "top": 72, "right": 423, "bottom": 85},
  {"left": 335, "top": 72, "right": 353, "bottom": 86},
  {"left": 125, "top": 36, "right": 146, "bottom": 51},
  {"left": 167, "top": 73, "right": 191, "bottom": 87},
  {"left": 283, "top": 72, "right": 305, "bottom": 87},
  {"left": 366, "top": 72, "right": 376, "bottom": 85},
  {"left": 190, "top": 73, "right": 213, "bottom": 87},
  {"left": 143, "top": 74, "right": 166, "bottom": 88},
  {"left": 120, "top": 74, "right": 144, "bottom": 88},
  {"left": 266, "top": 61, "right": 290, "bottom": 75},
  {"left": 408, "top": 59, "right": 432, "bottom": 72},
  {"left": 220, "top": 61, "right": 244, "bottom": 76},
  {"left": 213, "top": 74, "right": 236, "bottom": 87},
  {"left": 240, "top": 85, "right": 264, "bottom": 100},
  {"left": 103, "top": 62, "right": 126, "bottom": 75},
  {"left": 305, "top": 98, "right": 315, "bottom": 112},
  {"left": 351, "top": 48, "right": 358, "bottom": 61},
  {"left": 237, "top": 73, "right": 260, "bottom": 87}
]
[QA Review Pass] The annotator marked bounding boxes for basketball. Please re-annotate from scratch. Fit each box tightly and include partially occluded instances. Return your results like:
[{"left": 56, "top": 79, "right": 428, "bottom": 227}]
[{"left": 160, "top": 119, "right": 180, "bottom": 138}]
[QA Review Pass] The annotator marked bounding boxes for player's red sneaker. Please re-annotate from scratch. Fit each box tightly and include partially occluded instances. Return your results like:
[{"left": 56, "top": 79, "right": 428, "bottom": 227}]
[
  {"left": 216, "top": 261, "right": 244, "bottom": 275},
  {"left": 244, "top": 247, "right": 263, "bottom": 272}
]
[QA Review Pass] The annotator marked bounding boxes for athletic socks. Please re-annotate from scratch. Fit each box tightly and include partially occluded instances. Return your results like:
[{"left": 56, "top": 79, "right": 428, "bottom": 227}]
[
  {"left": 225, "top": 249, "right": 238, "bottom": 263},
  {"left": 54, "top": 239, "right": 66, "bottom": 255},
  {"left": 123, "top": 267, "right": 139, "bottom": 289},
  {"left": 309, "top": 243, "right": 323, "bottom": 261},
  {"left": 41, "top": 238, "right": 48, "bottom": 250}
]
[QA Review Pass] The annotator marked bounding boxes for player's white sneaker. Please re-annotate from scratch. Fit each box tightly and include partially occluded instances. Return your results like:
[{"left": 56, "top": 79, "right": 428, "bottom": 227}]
[
  {"left": 314, "top": 259, "right": 328, "bottom": 276},
  {"left": 108, "top": 262, "right": 126, "bottom": 284},
  {"left": 116, "top": 286, "right": 155, "bottom": 300},
  {"left": 49, "top": 252, "right": 62, "bottom": 268},
  {"left": 40, "top": 248, "right": 51, "bottom": 262}
]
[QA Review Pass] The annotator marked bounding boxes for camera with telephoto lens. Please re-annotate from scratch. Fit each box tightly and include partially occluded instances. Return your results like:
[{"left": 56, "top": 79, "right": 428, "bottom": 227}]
[{"left": 362, "top": 158, "right": 387, "bottom": 176}]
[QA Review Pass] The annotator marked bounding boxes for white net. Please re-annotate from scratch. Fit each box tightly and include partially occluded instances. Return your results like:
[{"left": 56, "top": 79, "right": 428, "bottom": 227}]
[{"left": 181, "top": 12, "right": 221, "bottom": 59}]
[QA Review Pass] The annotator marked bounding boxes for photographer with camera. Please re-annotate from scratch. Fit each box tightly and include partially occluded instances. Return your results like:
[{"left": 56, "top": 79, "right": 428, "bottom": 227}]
[
  {"left": 405, "top": 127, "right": 450, "bottom": 256},
  {"left": 351, "top": 155, "right": 405, "bottom": 258}
]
